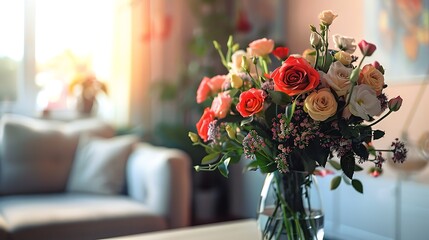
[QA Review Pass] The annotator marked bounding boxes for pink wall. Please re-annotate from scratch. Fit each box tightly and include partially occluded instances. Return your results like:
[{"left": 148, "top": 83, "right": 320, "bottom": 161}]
[{"left": 285, "top": 0, "right": 429, "bottom": 178}]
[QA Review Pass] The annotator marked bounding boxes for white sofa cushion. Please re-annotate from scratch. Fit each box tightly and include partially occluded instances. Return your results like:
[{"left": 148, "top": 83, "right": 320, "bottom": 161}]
[
  {"left": 0, "top": 193, "right": 167, "bottom": 240},
  {"left": 67, "top": 134, "right": 139, "bottom": 195}
]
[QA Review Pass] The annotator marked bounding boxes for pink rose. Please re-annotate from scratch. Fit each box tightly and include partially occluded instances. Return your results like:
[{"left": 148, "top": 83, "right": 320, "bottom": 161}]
[
  {"left": 196, "top": 75, "right": 227, "bottom": 103},
  {"left": 211, "top": 92, "right": 232, "bottom": 119},
  {"left": 207, "top": 75, "right": 226, "bottom": 93},
  {"left": 248, "top": 38, "right": 274, "bottom": 57},
  {"left": 271, "top": 56, "right": 320, "bottom": 96},
  {"left": 236, "top": 88, "right": 266, "bottom": 117},
  {"left": 196, "top": 108, "right": 216, "bottom": 142}
]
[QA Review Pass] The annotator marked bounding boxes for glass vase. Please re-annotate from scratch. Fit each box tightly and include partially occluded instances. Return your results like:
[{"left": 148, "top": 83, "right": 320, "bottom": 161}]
[{"left": 257, "top": 170, "right": 324, "bottom": 240}]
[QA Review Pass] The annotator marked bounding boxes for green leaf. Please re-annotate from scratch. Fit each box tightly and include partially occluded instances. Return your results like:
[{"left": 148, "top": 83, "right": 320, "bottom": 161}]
[
  {"left": 331, "top": 176, "right": 342, "bottom": 190},
  {"left": 284, "top": 101, "right": 296, "bottom": 127},
  {"left": 354, "top": 164, "right": 364, "bottom": 171},
  {"left": 340, "top": 153, "right": 355, "bottom": 179},
  {"left": 268, "top": 90, "right": 291, "bottom": 106},
  {"left": 304, "top": 138, "right": 330, "bottom": 167},
  {"left": 240, "top": 116, "right": 254, "bottom": 126},
  {"left": 246, "top": 160, "right": 259, "bottom": 171},
  {"left": 255, "top": 152, "right": 277, "bottom": 173},
  {"left": 201, "top": 153, "right": 220, "bottom": 164},
  {"left": 328, "top": 160, "right": 341, "bottom": 170},
  {"left": 218, "top": 157, "right": 230, "bottom": 178},
  {"left": 352, "top": 179, "right": 363, "bottom": 194},
  {"left": 352, "top": 143, "right": 369, "bottom": 160},
  {"left": 373, "top": 130, "right": 385, "bottom": 140},
  {"left": 229, "top": 88, "right": 240, "bottom": 97}
]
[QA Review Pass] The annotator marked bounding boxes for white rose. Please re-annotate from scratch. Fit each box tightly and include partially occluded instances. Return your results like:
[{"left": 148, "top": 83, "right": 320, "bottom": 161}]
[
  {"left": 319, "top": 10, "right": 338, "bottom": 26},
  {"left": 326, "top": 61, "right": 352, "bottom": 96},
  {"left": 229, "top": 50, "right": 247, "bottom": 73},
  {"left": 332, "top": 34, "right": 356, "bottom": 54},
  {"left": 348, "top": 84, "right": 382, "bottom": 120}
]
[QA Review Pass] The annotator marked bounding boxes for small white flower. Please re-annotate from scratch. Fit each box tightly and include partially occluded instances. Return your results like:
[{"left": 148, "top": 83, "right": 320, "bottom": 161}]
[
  {"left": 348, "top": 84, "right": 382, "bottom": 120},
  {"left": 332, "top": 34, "right": 356, "bottom": 54},
  {"left": 310, "top": 32, "right": 321, "bottom": 48}
]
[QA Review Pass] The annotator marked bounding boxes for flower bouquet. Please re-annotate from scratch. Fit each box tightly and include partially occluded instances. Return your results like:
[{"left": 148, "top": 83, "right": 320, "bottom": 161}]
[{"left": 189, "top": 10, "right": 406, "bottom": 240}]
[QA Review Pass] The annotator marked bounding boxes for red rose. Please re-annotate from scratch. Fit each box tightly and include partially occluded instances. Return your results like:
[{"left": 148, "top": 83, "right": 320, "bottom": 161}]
[
  {"left": 236, "top": 88, "right": 266, "bottom": 117},
  {"left": 196, "top": 108, "right": 215, "bottom": 142},
  {"left": 271, "top": 56, "right": 320, "bottom": 96}
]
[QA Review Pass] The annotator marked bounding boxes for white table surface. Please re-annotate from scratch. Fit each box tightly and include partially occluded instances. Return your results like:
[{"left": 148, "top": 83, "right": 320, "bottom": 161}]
[{"left": 106, "top": 219, "right": 261, "bottom": 240}]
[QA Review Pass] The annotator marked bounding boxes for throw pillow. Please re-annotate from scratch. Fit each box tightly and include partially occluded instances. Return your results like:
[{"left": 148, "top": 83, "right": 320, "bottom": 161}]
[
  {"left": 0, "top": 115, "right": 75, "bottom": 195},
  {"left": 67, "top": 134, "right": 139, "bottom": 195}
]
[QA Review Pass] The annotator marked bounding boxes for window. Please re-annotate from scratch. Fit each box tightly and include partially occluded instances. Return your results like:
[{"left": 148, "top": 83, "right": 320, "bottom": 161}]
[
  {"left": 0, "top": 0, "right": 24, "bottom": 106},
  {"left": 1, "top": 0, "right": 125, "bottom": 121}
]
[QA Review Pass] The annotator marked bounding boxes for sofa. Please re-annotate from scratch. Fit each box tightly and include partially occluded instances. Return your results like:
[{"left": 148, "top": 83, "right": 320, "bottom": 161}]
[{"left": 0, "top": 114, "right": 192, "bottom": 240}]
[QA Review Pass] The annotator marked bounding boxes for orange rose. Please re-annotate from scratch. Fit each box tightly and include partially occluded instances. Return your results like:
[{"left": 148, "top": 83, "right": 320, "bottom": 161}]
[
  {"left": 196, "top": 108, "right": 216, "bottom": 142},
  {"left": 271, "top": 56, "right": 320, "bottom": 96},
  {"left": 358, "top": 64, "right": 384, "bottom": 95},
  {"left": 236, "top": 88, "right": 266, "bottom": 117}
]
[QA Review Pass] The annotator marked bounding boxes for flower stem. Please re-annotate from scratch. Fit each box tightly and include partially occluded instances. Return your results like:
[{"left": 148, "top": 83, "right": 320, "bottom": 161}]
[{"left": 368, "top": 110, "right": 392, "bottom": 127}]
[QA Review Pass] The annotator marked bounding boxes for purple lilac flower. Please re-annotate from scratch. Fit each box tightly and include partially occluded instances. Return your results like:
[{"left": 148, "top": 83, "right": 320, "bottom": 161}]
[
  {"left": 275, "top": 152, "right": 289, "bottom": 173},
  {"left": 261, "top": 80, "right": 274, "bottom": 92},
  {"left": 207, "top": 120, "right": 220, "bottom": 143},
  {"left": 391, "top": 138, "right": 407, "bottom": 163},
  {"left": 378, "top": 93, "right": 388, "bottom": 112},
  {"left": 242, "top": 130, "right": 266, "bottom": 158}
]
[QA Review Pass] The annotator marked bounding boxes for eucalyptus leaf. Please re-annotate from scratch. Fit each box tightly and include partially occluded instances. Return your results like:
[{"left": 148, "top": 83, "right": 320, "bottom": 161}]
[
  {"left": 331, "top": 176, "right": 342, "bottom": 190},
  {"left": 352, "top": 179, "right": 363, "bottom": 194},
  {"left": 328, "top": 160, "right": 341, "bottom": 170},
  {"left": 201, "top": 152, "right": 219, "bottom": 164},
  {"left": 340, "top": 153, "right": 355, "bottom": 179}
]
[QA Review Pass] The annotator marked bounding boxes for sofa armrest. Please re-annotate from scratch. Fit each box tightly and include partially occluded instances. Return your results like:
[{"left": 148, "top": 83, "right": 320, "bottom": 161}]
[{"left": 126, "top": 143, "right": 191, "bottom": 228}]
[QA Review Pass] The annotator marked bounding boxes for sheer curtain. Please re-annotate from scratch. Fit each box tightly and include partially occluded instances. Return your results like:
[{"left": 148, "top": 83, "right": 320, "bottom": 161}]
[{"left": 124, "top": 0, "right": 191, "bottom": 130}]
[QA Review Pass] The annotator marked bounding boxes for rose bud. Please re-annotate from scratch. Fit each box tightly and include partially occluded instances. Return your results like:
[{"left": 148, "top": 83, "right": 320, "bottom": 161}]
[
  {"left": 358, "top": 40, "right": 377, "bottom": 57},
  {"left": 272, "top": 47, "right": 289, "bottom": 61},
  {"left": 225, "top": 125, "right": 236, "bottom": 140},
  {"left": 188, "top": 132, "right": 199, "bottom": 143},
  {"left": 372, "top": 61, "right": 385, "bottom": 74},
  {"left": 310, "top": 32, "right": 321, "bottom": 48},
  {"left": 231, "top": 74, "right": 243, "bottom": 89},
  {"left": 388, "top": 96, "right": 403, "bottom": 112}
]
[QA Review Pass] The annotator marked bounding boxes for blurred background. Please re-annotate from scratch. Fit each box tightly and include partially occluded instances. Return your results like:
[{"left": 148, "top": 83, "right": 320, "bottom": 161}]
[{"left": 1, "top": 0, "right": 429, "bottom": 238}]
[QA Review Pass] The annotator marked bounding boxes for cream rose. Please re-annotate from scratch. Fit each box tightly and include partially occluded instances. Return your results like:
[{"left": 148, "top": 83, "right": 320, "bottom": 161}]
[
  {"left": 334, "top": 51, "right": 352, "bottom": 65},
  {"left": 304, "top": 88, "right": 338, "bottom": 121},
  {"left": 358, "top": 64, "right": 385, "bottom": 95},
  {"left": 319, "top": 10, "right": 338, "bottom": 26},
  {"left": 332, "top": 34, "right": 356, "bottom": 53},
  {"left": 248, "top": 38, "right": 274, "bottom": 57},
  {"left": 326, "top": 61, "right": 352, "bottom": 96},
  {"left": 229, "top": 50, "right": 247, "bottom": 73},
  {"left": 348, "top": 84, "right": 382, "bottom": 120}
]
